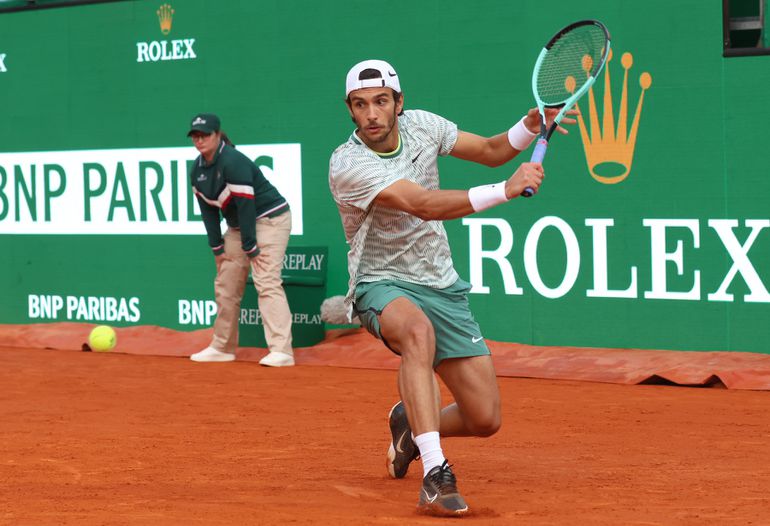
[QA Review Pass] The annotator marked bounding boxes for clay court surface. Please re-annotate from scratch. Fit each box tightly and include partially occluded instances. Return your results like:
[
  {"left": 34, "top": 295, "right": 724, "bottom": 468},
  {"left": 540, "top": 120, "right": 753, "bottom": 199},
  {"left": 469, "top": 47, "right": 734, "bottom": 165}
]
[{"left": 3, "top": 344, "right": 770, "bottom": 525}]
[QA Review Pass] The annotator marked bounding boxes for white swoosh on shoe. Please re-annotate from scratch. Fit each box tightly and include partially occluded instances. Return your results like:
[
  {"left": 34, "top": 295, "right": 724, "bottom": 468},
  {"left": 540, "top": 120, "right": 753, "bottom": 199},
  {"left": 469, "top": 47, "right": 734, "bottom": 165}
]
[
  {"left": 395, "top": 431, "right": 408, "bottom": 454},
  {"left": 422, "top": 488, "right": 438, "bottom": 503}
]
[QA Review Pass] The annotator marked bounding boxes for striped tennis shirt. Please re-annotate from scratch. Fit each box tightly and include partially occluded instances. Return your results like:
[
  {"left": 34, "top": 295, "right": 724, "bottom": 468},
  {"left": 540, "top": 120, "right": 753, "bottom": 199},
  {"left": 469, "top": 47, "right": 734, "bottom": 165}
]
[{"left": 329, "top": 109, "right": 460, "bottom": 304}]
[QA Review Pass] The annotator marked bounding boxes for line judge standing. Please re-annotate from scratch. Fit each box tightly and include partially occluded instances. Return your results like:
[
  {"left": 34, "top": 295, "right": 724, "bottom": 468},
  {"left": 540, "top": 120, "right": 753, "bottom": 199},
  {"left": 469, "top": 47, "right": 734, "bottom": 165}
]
[{"left": 187, "top": 113, "right": 294, "bottom": 367}]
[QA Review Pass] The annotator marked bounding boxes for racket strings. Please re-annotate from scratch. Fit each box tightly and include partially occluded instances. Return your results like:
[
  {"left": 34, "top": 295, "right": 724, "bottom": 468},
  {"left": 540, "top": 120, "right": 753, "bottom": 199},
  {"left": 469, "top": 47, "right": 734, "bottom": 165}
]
[{"left": 536, "top": 26, "right": 607, "bottom": 105}]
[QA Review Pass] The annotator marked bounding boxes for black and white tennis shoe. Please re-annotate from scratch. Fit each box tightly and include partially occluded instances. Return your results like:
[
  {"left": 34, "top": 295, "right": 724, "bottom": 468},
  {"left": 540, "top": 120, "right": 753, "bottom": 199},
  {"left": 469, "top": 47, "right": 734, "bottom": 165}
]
[{"left": 386, "top": 401, "right": 420, "bottom": 479}]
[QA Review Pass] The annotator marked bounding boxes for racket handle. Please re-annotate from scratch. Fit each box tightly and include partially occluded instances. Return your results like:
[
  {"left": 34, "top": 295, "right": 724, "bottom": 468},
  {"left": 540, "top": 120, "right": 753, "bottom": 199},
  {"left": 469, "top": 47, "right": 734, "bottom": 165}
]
[
  {"left": 521, "top": 138, "right": 548, "bottom": 197},
  {"left": 530, "top": 138, "right": 549, "bottom": 163}
]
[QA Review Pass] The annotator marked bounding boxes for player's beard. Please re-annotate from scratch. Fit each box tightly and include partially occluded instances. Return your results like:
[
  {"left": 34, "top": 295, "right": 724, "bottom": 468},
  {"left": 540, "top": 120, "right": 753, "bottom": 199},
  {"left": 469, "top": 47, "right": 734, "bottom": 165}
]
[{"left": 356, "top": 108, "right": 398, "bottom": 148}]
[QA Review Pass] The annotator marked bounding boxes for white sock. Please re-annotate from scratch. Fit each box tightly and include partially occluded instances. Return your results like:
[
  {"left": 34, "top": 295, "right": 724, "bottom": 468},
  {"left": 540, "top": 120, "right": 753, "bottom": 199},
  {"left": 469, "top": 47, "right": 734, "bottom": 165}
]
[{"left": 414, "top": 431, "right": 445, "bottom": 478}]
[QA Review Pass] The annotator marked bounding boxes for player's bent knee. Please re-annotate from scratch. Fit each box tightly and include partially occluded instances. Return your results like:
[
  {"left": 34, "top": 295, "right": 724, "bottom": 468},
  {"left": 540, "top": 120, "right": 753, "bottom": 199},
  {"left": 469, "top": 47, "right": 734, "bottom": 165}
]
[
  {"left": 399, "top": 343, "right": 435, "bottom": 366},
  {"left": 472, "top": 418, "right": 501, "bottom": 437},
  {"left": 396, "top": 322, "right": 434, "bottom": 355},
  {"left": 466, "top": 408, "right": 501, "bottom": 437}
]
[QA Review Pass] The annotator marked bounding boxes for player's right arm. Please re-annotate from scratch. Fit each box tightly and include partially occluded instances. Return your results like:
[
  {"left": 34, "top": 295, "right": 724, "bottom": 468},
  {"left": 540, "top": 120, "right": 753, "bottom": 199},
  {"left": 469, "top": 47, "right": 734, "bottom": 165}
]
[
  {"left": 374, "top": 163, "right": 544, "bottom": 221},
  {"left": 450, "top": 108, "right": 577, "bottom": 167}
]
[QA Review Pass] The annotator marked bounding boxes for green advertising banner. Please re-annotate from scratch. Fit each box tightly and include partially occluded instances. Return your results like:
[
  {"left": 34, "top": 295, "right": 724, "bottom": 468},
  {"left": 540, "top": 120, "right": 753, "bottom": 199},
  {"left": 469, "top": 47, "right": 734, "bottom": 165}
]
[{"left": 1, "top": 0, "right": 769, "bottom": 354}]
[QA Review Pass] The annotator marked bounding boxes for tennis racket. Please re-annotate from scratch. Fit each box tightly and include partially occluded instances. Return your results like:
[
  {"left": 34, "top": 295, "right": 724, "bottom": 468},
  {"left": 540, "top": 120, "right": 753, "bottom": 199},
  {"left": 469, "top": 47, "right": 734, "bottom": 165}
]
[{"left": 522, "top": 19, "right": 610, "bottom": 197}]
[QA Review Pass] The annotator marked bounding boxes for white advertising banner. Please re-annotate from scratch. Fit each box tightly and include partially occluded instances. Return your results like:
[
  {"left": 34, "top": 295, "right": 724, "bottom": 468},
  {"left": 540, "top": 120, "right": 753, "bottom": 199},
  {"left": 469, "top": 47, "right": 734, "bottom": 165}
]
[{"left": 0, "top": 144, "right": 303, "bottom": 235}]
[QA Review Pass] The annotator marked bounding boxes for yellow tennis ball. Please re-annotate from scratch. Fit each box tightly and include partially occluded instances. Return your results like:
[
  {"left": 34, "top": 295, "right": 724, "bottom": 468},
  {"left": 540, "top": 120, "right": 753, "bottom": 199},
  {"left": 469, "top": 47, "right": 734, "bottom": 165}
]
[{"left": 89, "top": 325, "right": 117, "bottom": 352}]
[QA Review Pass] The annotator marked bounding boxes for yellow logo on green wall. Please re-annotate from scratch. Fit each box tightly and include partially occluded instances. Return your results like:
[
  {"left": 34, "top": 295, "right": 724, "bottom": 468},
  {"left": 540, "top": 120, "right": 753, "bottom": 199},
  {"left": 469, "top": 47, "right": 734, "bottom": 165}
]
[
  {"left": 575, "top": 49, "right": 652, "bottom": 184},
  {"left": 137, "top": 3, "right": 195, "bottom": 63},
  {"left": 157, "top": 4, "right": 174, "bottom": 35}
]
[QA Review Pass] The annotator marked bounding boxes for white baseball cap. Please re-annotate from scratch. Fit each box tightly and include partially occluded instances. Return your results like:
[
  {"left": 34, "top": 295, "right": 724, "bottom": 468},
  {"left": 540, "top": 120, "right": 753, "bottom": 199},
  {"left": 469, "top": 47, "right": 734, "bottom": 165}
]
[{"left": 345, "top": 59, "right": 401, "bottom": 97}]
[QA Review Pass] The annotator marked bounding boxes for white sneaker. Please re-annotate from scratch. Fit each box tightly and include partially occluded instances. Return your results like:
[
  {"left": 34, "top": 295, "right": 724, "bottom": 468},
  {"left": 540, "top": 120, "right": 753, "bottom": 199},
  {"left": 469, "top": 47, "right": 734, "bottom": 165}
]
[
  {"left": 258, "top": 352, "right": 295, "bottom": 367},
  {"left": 190, "top": 347, "right": 236, "bottom": 362}
]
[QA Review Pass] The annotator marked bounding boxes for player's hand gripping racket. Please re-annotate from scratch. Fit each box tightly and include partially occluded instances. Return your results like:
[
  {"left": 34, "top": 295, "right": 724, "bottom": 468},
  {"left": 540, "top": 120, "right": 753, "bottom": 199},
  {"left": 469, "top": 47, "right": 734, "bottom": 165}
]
[{"left": 522, "top": 19, "right": 611, "bottom": 197}]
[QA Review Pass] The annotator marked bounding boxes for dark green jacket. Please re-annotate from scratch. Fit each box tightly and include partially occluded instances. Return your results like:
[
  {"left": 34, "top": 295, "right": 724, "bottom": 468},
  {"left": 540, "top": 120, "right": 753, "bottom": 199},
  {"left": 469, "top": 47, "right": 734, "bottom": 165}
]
[{"left": 190, "top": 140, "right": 288, "bottom": 258}]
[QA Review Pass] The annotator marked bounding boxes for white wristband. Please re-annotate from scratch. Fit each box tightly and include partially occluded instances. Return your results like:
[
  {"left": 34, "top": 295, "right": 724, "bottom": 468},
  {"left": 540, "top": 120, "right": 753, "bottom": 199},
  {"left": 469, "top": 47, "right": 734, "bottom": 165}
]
[
  {"left": 507, "top": 117, "right": 537, "bottom": 151},
  {"left": 468, "top": 181, "right": 509, "bottom": 212}
]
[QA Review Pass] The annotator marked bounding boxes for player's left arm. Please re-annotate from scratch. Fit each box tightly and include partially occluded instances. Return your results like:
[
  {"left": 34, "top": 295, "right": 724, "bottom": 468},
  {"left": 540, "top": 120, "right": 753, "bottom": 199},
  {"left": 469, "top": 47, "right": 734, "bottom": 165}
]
[
  {"left": 374, "top": 161, "right": 544, "bottom": 221},
  {"left": 450, "top": 108, "right": 576, "bottom": 167}
]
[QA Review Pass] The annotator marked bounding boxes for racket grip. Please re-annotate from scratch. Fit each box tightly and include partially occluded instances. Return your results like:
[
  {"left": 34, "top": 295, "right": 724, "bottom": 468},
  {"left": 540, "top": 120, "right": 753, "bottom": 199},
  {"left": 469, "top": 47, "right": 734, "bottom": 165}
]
[
  {"left": 530, "top": 138, "right": 548, "bottom": 163},
  {"left": 521, "top": 139, "right": 548, "bottom": 197}
]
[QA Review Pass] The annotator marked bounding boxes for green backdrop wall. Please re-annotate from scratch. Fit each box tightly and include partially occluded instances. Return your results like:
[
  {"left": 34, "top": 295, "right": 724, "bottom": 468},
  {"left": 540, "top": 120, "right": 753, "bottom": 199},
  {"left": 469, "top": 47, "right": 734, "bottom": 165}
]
[{"left": 2, "top": 0, "right": 769, "bottom": 353}]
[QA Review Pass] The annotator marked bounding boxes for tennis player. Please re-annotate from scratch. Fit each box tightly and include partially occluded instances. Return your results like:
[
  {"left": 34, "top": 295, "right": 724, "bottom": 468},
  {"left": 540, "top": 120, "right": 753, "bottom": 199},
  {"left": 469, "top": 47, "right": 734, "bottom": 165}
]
[{"left": 328, "top": 59, "right": 574, "bottom": 516}]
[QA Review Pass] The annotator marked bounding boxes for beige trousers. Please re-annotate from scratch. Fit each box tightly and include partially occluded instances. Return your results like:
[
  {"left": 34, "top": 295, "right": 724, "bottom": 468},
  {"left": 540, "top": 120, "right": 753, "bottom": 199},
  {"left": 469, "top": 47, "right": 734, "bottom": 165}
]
[{"left": 210, "top": 210, "right": 293, "bottom": 356}]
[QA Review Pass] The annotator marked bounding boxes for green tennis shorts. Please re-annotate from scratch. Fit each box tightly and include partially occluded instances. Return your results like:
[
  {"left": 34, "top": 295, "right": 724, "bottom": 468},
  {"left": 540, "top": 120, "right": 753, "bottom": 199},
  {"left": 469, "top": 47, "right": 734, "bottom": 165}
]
[{"left": 353, "top": 278, "right": 491, "bottom": 367}]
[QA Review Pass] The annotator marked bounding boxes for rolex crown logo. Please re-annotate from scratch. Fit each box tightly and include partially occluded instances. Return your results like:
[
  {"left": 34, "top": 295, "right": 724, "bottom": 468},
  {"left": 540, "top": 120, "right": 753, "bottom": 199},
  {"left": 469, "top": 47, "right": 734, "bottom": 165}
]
[
  {"left": 157, "top": 3, "right": 174, "bottom": 35},
  {"left": 574, "top": 49, "right": 652, "bottom": 184}
]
